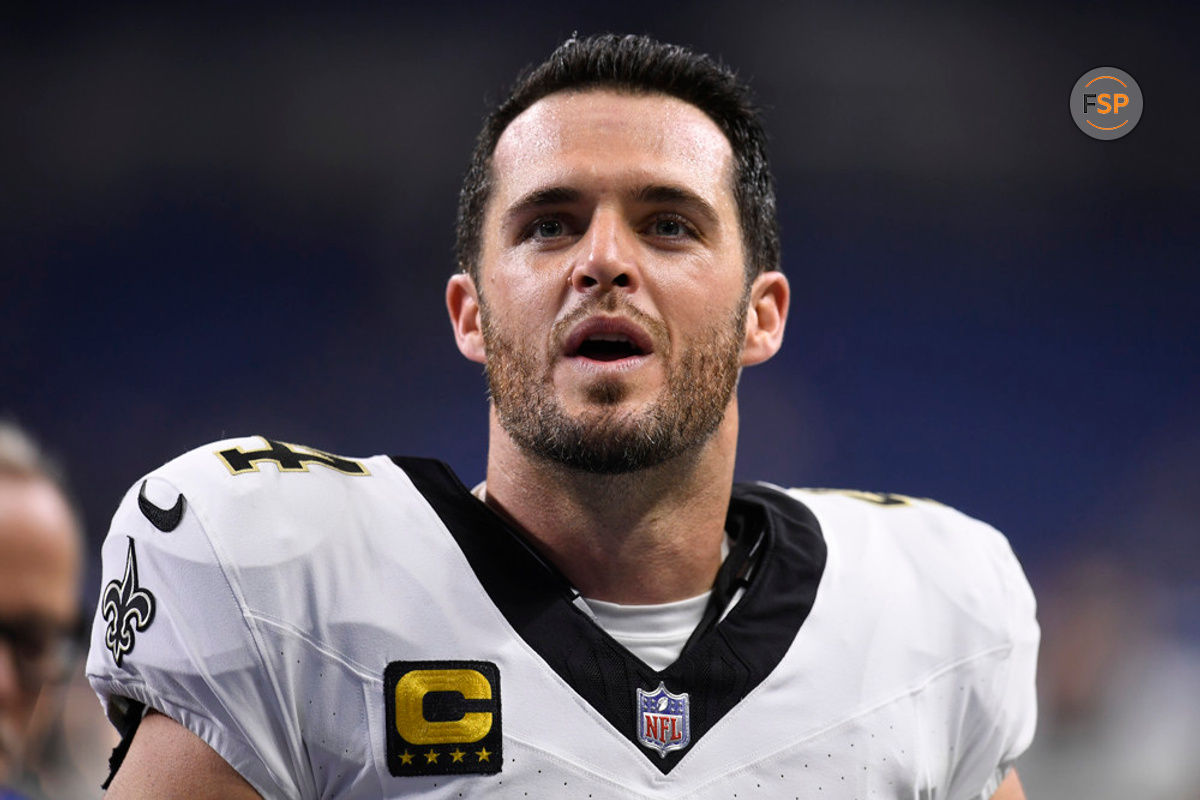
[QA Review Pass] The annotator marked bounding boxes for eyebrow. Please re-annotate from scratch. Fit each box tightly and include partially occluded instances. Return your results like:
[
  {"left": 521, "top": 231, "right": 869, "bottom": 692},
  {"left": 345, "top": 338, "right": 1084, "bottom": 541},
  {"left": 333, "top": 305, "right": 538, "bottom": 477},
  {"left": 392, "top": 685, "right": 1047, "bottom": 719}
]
[
  {"left": 502, "top": 186, "right": 582, "bottom": 229},
  {"left": 501, "top": 184, "right": 721, "bottom": 231},
  {"left": 633, "top": 184, "right": 720, "bottom": 229}
]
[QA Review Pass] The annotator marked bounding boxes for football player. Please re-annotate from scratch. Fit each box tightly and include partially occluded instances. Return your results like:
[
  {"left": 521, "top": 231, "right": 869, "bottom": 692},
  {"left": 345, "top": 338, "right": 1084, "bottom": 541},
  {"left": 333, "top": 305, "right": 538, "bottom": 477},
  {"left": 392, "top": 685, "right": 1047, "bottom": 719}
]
[{"left": 90, "top": 35, "right": 1037, "bottom": 799}]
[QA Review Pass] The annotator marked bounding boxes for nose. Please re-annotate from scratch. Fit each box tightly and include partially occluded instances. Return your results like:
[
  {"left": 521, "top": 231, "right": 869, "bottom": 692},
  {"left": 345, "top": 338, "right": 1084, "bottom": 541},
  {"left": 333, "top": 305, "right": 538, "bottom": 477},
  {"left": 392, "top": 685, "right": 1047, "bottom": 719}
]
[{"left": 569, "top": 208, "right": 640, "bottom": 293}]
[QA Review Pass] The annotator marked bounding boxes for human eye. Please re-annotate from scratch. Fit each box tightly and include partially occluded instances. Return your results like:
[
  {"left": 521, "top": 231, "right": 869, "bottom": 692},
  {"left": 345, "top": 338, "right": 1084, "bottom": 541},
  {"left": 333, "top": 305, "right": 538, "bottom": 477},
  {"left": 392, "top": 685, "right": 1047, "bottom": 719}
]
[
  {"left": 646, "top": 213, "right": 698, "bottom": 240},
  {"left": 522, "top": 216, "right": 569, "bottom": 241}
]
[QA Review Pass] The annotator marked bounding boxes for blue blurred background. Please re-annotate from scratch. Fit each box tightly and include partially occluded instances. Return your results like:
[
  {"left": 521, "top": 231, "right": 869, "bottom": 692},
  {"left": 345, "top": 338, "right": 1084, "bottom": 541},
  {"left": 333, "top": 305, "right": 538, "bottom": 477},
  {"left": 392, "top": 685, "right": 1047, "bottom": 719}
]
[{"left": 3, "top": 2, "right": 1198, "bottom": 796}]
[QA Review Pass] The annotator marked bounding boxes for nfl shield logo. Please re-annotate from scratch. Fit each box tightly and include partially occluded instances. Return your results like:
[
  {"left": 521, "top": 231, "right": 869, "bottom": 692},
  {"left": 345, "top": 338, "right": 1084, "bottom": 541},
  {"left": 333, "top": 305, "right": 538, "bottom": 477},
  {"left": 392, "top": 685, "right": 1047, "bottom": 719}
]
[{"left": 637, "top": 682, "right": 691, "bottom": 757}]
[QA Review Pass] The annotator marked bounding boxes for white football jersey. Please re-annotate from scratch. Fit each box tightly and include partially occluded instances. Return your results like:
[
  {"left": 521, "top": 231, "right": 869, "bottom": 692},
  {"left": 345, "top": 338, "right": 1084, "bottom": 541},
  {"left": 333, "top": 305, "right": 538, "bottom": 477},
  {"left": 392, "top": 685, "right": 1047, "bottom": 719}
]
[{"left": 87, "top": 436, "right": 1038, "bottom": 799}]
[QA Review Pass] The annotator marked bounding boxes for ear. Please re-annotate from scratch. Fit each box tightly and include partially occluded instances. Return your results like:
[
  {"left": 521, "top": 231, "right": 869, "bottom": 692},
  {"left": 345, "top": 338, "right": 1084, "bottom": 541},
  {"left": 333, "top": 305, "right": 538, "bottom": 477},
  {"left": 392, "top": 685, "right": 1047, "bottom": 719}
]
[
  {"left": 741, "top": 270, "right": 789, "bottom": 367},
  {"left": 446, "top": 272, "right": 487, "bottom": 364}
]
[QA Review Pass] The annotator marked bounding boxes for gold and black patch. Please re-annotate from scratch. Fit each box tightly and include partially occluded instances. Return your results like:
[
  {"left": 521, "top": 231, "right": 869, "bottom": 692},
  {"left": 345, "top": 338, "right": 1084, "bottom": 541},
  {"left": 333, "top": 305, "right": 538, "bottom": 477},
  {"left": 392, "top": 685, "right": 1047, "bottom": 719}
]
[
  {"left": 384, "top": 660, "right": 502, "bottom": 777},
  {"left": 215, "top": 438, "right": 368, "bottom": 476}
]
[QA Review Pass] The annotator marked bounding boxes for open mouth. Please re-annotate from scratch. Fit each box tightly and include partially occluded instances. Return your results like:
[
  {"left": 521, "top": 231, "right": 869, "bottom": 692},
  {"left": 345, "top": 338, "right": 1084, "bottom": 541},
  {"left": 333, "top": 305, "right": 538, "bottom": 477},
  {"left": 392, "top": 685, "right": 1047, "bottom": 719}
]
[
  {"left": 575, "top": 334, "right": 646, "bottom": 361},
  {"left": 564, "top": 317, "right": 655, "bottom": 363}
]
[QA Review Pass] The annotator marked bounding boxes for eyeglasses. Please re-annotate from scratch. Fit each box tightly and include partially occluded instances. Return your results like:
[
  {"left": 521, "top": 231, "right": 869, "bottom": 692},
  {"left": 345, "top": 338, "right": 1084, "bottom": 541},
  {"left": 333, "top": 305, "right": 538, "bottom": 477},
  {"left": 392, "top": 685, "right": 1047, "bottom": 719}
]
[{"left": 0, "top": 615, "right": 84, "bottom": 691}]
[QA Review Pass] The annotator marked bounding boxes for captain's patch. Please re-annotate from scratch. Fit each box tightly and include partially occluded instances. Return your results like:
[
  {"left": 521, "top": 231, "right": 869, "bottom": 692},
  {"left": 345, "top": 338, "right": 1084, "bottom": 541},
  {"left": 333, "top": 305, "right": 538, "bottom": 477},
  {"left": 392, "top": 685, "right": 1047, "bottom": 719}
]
[
  {"left": 637, "top": 682, "right": 691, "bottom": 757},
  {"left": 384, "top": 660, "right": 502, "bottom": 777}
]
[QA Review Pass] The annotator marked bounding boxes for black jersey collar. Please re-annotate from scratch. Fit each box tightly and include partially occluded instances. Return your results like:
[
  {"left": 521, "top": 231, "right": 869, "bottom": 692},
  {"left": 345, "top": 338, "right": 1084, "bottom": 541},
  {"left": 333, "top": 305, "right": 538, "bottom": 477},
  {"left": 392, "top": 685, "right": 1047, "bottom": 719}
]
[{"left": 392, "top": 457, "right": 827, "bottom": 774}]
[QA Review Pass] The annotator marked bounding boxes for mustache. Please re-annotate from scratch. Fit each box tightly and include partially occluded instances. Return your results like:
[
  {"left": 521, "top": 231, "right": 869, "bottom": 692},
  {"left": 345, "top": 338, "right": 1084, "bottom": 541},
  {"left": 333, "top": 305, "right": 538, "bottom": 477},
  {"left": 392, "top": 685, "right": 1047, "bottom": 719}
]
[{"left": 549, "top": 295, "right": 669, "bottom": 359}]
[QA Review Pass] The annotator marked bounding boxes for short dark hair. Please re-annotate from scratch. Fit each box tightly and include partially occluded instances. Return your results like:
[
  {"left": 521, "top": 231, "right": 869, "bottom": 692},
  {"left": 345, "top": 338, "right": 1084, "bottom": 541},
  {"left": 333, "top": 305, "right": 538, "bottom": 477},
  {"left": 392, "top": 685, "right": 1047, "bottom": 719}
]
[{"left": 455, "top": 33, "right": 780, "bottom": 283}]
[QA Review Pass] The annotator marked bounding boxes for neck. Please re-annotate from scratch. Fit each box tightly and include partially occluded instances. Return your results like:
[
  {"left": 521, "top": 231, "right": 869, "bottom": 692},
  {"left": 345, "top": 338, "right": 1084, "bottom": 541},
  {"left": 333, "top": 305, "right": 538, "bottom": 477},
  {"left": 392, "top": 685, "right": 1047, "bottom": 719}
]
[{"left": 483, "top": 402, "right": 739, "bottom": 604}]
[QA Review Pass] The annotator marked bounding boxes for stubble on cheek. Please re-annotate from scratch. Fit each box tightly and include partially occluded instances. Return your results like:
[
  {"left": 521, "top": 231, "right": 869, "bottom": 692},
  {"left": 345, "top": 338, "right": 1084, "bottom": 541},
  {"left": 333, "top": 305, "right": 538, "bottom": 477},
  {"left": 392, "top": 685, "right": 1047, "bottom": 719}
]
[{"left": 480, "top": 312, "right": 552, "bottom": 422}]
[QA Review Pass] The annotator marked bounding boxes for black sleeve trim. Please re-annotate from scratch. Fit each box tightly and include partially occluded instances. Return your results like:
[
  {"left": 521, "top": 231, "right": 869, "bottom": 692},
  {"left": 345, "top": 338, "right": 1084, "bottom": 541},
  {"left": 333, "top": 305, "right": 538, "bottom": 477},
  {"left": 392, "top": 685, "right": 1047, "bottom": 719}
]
[{"left": 101, "top": 698, "right": 147, "bottom": 790}]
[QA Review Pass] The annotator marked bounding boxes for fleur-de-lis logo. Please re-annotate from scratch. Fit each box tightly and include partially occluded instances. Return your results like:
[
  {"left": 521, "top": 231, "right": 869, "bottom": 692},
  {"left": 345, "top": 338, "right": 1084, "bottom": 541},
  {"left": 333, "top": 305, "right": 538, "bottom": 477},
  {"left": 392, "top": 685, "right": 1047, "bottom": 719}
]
[{"left": 102, "top": 537, "right": 157, "bottom": 666}]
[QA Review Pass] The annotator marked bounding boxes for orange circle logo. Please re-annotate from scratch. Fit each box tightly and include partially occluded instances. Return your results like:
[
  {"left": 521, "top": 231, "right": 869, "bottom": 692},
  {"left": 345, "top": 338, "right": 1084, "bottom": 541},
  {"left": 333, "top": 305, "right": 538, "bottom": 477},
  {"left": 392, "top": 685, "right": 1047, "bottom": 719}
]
[{"left": 1070, "top": 67, "right": 1143, "bottom": 140}]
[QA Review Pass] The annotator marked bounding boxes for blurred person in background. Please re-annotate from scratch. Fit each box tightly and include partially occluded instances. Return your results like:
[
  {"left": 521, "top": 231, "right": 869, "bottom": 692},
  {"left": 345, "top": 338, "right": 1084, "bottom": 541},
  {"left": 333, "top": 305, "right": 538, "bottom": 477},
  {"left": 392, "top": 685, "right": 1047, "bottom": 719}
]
[{"left": 0, "top": 422, "right": 109, "bottom": 800}]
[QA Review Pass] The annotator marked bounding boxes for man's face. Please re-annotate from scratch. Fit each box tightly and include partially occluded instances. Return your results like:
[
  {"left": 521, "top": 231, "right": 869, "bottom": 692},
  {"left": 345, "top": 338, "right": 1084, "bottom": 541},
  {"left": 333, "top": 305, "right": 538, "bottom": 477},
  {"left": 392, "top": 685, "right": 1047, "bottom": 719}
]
[
  {"left": 472, "top": 89, "right": 753, "bottom": 472},
  {"left": 0, "top": 475, "right": 79, "bottom": 781}
]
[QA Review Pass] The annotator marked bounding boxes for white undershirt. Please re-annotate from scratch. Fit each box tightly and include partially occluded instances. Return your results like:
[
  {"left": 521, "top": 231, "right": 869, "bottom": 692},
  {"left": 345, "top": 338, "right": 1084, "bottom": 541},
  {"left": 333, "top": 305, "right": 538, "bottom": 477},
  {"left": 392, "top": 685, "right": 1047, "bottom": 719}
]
[
  {"left": 579, "top": 592, "right": 712, "bottom": 670},
  {"left": 471, "top": 481, "right": 726, "bottom": 670}
]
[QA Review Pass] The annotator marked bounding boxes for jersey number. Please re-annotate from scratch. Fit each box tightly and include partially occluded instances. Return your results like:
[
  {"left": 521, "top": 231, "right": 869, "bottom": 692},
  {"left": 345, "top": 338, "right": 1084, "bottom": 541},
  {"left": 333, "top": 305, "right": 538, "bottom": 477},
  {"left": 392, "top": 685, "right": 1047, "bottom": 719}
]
[{"left": 215, "top": 438, "right": 368, "bottom": 476}]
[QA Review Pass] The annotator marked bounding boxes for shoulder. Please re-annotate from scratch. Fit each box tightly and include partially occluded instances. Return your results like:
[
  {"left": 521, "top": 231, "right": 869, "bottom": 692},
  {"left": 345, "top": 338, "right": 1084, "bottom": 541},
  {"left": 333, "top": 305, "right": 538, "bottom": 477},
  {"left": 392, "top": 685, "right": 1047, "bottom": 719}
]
[
  {"left": 128, "top": 435, "right": 422, "bottom": 554},
  {"left": 141, "top": 434, "right": 379, "bottom": 510},
  {"left": 746, "top": 482, "right": 1037, "bottom": 647},
  {"left": 95, "top": 435, "right": 454, "bottom": 632},
  {"left": 88, "top": 437, "right": 459, "bottom": 795},
  {"left": 748, "top": 482, "right": 1016, "bottom": 562},
  {"left": 94, "top": 435, "right": 403, "bottom": 633},
  {"left": 766, "top": 483, "right": 1020, "bottom": 571},
  {"left": 111, "top": 437, "right": 483, "bottom": 608},
  {"left": 741, "top": 484, "right": 1040, "bottom": 787}
]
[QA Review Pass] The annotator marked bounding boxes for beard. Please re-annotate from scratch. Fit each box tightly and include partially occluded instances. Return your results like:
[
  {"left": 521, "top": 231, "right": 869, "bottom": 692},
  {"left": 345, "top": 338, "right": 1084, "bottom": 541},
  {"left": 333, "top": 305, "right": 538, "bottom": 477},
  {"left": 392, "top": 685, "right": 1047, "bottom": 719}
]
[{"left": 481, "top": 292, "right": 747, "bottom": 474}]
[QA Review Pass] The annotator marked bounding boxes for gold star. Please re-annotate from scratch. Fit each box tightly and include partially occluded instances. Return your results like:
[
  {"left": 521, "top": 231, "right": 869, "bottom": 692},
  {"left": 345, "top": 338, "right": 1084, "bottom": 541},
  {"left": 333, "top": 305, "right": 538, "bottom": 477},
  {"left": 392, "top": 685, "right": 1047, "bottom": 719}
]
[
  {"left": 450, "top": 748, "right": 466, "bottom": 763},
  {"left": 424, "top": 749, "right": 439, "bottom": 764},
  {"left": 399, "top": 751, "right": 414, "bottom": 765},
  {"left": 475, "top": 747, "right": 491, "bottom": 762}
]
